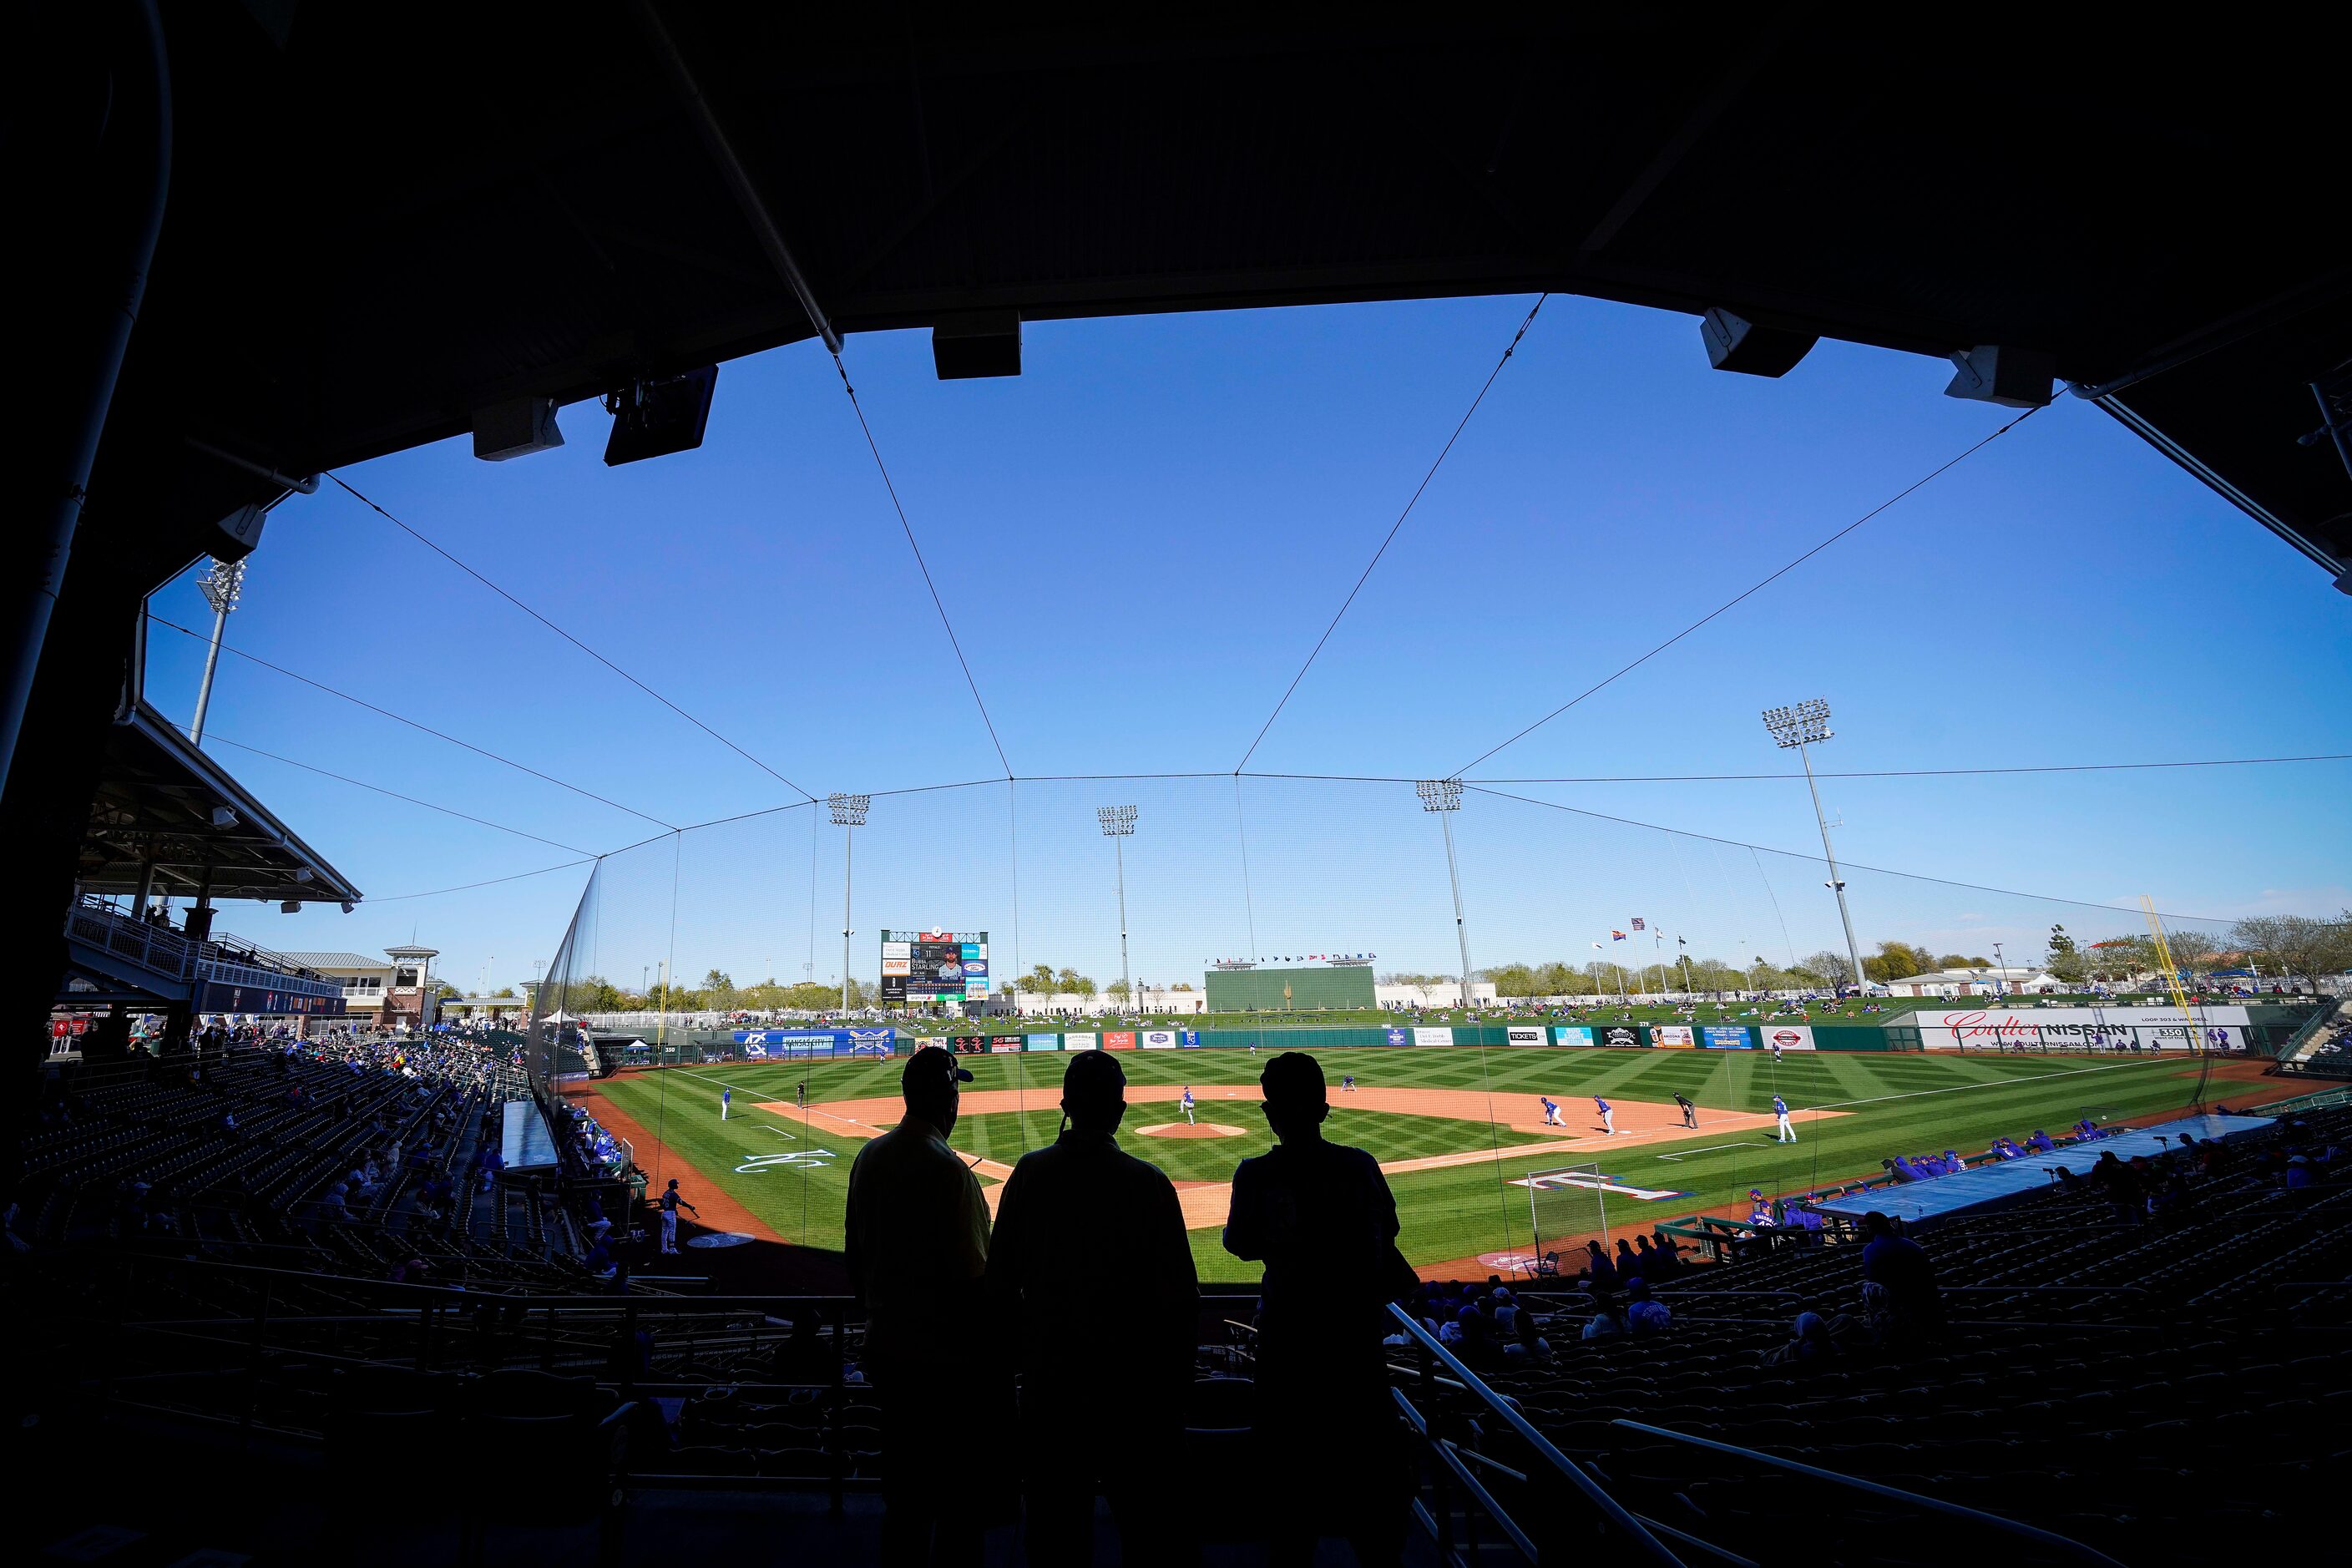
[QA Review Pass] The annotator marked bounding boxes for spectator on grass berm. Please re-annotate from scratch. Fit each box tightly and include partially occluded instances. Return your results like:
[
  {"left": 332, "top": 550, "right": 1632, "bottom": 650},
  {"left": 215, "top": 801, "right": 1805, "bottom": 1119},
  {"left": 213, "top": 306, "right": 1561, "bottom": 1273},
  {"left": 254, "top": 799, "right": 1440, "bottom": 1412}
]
[
  {"left": 987, "top": 1050, "right": 1197, "bottom": 1568},
  {"left": 1626, "top": 1277, "right": 1672, "bottom": 1334},
  {"left": 1859, "top": 1211, "right": 1943, "bottom": 1338},
  {"left": 845, "top": 1046, "right": 993, "bottom": 1568},
  {"left": 1223, "top": 1051, "right": 1412, "bottom": 1568}
]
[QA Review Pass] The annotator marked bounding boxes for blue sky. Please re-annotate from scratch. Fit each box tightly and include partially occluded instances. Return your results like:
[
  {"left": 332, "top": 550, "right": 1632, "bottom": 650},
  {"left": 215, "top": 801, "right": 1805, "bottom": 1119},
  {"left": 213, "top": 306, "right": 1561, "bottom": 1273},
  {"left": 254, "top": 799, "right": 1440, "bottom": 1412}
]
[{"left": 141, "top": 295, "right": 2351, "bottom": 994}]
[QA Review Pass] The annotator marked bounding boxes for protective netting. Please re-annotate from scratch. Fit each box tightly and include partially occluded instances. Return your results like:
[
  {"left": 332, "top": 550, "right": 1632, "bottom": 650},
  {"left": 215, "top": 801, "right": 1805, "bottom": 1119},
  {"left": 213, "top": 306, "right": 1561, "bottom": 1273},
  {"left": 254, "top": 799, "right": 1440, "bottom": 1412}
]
[
  {"left": 1524, "top": 1163, "right": 1608, "bottom": 1271},
  {"left": 524, "top": 771, "right": 2246, "bottom": 1274}
]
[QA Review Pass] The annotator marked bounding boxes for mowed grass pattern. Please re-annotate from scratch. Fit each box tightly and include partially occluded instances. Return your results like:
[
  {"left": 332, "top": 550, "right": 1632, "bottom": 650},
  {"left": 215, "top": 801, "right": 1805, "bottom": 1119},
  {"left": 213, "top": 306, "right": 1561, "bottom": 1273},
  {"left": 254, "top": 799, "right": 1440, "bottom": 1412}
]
[{"left": 591, "top": 1046, "right": 2218, "bottom": 1282}]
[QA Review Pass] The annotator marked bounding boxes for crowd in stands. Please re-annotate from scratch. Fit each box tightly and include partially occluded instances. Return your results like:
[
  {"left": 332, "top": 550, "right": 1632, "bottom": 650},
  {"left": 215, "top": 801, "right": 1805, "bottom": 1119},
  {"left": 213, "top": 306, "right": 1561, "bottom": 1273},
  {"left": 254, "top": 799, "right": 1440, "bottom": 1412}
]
[{"left": 10, "top": 1025, "right": 614, "bottom": 1292}]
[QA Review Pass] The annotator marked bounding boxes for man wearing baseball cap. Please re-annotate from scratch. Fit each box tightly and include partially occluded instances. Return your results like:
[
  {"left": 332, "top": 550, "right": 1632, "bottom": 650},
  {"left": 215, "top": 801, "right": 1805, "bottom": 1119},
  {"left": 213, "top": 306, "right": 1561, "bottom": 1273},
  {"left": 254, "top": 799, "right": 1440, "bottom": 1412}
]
[
  {"left": 988, "top": 1050, "right": 1196, "bottom": 1565},
  {"left": 845, "top": 1045, "right": 988, "bottom": 1565},
  {"left": 1223, "top": 1052, "right": 1409, "bottom": 1565}
]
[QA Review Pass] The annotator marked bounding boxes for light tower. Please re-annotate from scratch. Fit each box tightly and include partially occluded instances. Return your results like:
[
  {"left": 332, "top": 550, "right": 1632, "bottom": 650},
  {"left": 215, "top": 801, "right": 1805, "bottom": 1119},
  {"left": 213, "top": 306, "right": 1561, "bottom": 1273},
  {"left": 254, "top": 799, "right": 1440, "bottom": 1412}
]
[
  {"left": 1762, "top": 699, "right": 1866, "bottom": 999},
  {"left": 1096, "top": 805, "right": 1137, "bottom": 1018},
  {"left": 1416, "top": 779, "right": 1477, "bottom": 1009},
  {"left": 829, "top": 792, "right": 870, "bottom": 1013},
  {"left": 189, "top": 557, "right": 247, "bottom": 747}
]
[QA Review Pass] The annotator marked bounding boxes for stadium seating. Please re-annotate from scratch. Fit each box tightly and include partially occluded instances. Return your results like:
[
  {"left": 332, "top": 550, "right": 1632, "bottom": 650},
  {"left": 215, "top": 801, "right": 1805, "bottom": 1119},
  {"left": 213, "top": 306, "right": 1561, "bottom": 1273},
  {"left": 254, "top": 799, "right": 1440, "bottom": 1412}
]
[
  {"left": 20, "top": 1036, "right": 2352, "bottom": 1563},
  {"left": 1442, "top": 1102, "right": 2352, "bottom": 1561}
]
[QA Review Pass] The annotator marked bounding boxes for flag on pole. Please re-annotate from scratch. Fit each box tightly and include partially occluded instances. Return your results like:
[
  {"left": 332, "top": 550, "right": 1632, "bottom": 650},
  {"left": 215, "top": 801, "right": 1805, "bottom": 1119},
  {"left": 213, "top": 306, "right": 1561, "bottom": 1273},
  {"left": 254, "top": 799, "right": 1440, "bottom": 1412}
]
[
  {"left": 1631, "top": 917, "right": 1646, "bottom": 931},
  {"left": 1611, "top": 930, "right": 1627, "bottom": 941}
]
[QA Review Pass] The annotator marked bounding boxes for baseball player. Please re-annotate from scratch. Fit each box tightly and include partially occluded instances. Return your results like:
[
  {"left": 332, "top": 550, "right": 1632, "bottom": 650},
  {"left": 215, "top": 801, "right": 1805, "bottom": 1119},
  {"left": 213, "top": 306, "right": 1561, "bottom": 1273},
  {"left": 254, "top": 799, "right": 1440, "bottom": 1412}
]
[
  {"left": 721, "top": 1085, "right": 731, "bottom": 1121},
  {"left": 1341, "top": 1075, "right": 1358, "bottom": 1093},
  {"left": 795, "top": 1079, "right": 807, "bottom": 1111},
  {"left": 1772, "top": 1094, "right": 1795, "bottom": 1143},
  {"left": 1181, "top": 1085, "right": 1196, "bottom": 1125},
  {"left": 1748, "top": 1188, "right": 1774, "bottom": 1227},
  {"left": 1540, "top": 1095, "right": 1561, "bottom": 1127},
  {"left": 1673, "top": 1091, "right": 1697, "bottom": 1130},
  {"left": 657, "top": 1178, "right": 699, "bottom": 1254},
  {"left": 1770, "top": 1039, "right": 1783, "bottom": 1064},
  {"left": 1595, "top": 1095, "right": 1614, "bottom": 1136}
]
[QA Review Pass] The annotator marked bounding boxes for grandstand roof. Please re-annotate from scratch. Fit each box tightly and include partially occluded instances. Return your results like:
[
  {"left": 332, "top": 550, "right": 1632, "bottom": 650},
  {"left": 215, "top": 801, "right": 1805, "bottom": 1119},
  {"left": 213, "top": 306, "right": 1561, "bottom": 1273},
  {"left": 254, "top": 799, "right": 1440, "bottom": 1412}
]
[
  {"left": 273, "top": 952, "right": 387, "bottom": 972},
  {"left": 78, "top": 700, "right": 363, "bottom": 908},
  {"left": 102, "top": 9, "right": 2349, "bottom": 578}
]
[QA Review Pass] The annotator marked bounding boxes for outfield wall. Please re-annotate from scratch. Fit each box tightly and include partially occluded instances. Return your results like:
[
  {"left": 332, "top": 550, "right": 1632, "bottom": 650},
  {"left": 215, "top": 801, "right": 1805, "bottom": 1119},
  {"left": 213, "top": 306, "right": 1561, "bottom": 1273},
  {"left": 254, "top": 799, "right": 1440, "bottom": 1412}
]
[{"left": 604, "top": 1010, "right": 2304, "bottom": 1065}]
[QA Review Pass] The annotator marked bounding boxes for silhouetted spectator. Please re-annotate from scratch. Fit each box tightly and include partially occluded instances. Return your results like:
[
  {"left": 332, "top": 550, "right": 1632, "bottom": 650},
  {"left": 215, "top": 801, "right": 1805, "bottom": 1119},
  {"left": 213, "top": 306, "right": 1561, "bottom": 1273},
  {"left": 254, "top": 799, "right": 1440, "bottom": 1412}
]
[
  {"left": 1859, "top": 1211, "right": 1943, "bottom": 1337},
  {"left": 1761, "top": 1310, "right": 1839, "bottom": 1368},
  {"left": 1650, "top": 1228, "right": 1682, "bottom": 1276},
  {"left": 988, "top": 1050, "right": 1197, "bottom": 1567},
  {"left": 1223, "top": 1052, "right": 1411, "bottom": 1567},
  {"left": 1581, "top": 1291, "right": 1630, "bottom": 1339},
  {"left": 844, "top": 1046, "right": 989, "bottom": 1568},
  {"left": 1578, "top": 1238, "right": 1618, "bottom": 1292},
  {"left": 1626, "top": 1278, "right": 1671, "bottom": 1334},
  {"left": 1504, "top": 1308, "right": 1551, "bottom": 1364}
]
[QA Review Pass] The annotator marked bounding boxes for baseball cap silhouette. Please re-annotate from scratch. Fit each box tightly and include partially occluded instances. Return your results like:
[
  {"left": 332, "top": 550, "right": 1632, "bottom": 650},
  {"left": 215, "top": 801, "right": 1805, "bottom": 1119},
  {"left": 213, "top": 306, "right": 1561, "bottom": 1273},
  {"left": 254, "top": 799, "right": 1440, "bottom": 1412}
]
[
  {"left": 900, "top": 1044, "right": 973, "bottom": 1098},
  {"left": 1260, "top": 1050, "right": 1326, "bottom": 1111},
  {"left": 1062, "top": 1048, "right": 1125, "bottom": 1111}
]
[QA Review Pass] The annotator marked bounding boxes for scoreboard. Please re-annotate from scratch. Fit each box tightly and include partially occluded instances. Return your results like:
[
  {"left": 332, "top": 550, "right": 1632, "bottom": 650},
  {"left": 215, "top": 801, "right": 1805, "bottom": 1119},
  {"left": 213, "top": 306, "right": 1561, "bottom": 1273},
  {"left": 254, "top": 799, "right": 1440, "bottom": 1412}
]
[{"left": 881, "top": 928, "right": 989, "bottom": 1005}]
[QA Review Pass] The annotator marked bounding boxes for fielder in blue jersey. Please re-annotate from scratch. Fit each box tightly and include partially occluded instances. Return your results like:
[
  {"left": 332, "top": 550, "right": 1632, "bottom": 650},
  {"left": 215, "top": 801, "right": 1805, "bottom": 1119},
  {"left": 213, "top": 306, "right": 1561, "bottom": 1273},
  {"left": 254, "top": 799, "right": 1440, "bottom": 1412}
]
[
  {"left": 1595, "top": 1095, "right": 1614, "bottom": 1135},
  {"left": 1773, "top": 1094, "right": 1794, "bottom": 1143}
]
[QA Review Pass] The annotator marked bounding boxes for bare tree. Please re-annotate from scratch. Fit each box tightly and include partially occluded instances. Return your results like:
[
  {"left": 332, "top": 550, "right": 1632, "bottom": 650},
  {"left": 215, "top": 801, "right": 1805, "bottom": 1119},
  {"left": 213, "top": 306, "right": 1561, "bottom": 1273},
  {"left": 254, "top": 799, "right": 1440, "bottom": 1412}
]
[{"left": 1803, "top": 948, "right": 1855, "bottom": 987}]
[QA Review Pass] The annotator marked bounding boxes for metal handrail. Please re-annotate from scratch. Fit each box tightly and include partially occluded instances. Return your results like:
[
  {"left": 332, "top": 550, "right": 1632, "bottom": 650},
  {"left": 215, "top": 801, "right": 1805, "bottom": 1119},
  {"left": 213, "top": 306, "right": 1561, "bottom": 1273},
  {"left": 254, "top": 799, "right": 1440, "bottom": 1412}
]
[
  {"left": 1386, "top": 1303, "right": 1684, "bottom": 1566},
  {"left": 1608, "top": 1419, "right": 2127, "bottom": 1567}
]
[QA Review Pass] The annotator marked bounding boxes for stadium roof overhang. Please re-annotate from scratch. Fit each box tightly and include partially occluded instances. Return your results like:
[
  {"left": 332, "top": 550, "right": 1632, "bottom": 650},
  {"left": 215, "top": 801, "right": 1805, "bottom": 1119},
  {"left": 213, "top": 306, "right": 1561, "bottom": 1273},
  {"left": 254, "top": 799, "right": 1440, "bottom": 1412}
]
[
  {"left": 53, "top": 7, "right": 2352, "bottom": 584},
  {"left": 79, "top": 698, "right": 363, "bottom": 908}
]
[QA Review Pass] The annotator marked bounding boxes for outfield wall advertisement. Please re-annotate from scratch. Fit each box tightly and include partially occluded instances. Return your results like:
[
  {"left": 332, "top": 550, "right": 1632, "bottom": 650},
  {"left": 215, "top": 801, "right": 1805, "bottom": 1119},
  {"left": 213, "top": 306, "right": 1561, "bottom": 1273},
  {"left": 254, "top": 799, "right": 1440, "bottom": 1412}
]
[
  {"left": 1903, "top": 1005, "right": 2251, "bottom": 1051},
  {"left": 1762, "top": 1025, "right": 1817, "bottom": 1051},
  {"left": 734, "top": 1028, "right": 896, "bottom": 1058}
]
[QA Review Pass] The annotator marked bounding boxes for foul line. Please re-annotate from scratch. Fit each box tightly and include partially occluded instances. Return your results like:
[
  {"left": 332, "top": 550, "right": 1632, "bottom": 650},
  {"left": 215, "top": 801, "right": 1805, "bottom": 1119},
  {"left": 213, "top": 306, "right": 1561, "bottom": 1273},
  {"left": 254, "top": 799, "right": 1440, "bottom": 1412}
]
[{"left": 1657, "top": 1141, "right": 1770, "bottom": 1161}]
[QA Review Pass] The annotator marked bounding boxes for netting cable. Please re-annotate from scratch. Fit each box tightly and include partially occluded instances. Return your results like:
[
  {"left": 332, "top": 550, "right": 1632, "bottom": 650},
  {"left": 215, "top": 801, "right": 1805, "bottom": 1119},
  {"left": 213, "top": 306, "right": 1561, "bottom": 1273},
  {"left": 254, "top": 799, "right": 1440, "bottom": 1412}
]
[
  {"left": 1454, "top": 404, "right": 2046, "bottom": 775},
  {"left": 1235, "top": 294, "right": 1547, "bottom": 771},
  {"left": 326, "top": 472, "right": 819, "bottom": 802}
]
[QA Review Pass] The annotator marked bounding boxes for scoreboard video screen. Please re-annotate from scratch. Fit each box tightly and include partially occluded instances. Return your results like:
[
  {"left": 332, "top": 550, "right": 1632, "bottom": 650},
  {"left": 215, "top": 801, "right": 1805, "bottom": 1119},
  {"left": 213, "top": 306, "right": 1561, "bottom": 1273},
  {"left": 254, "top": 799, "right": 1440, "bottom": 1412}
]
[{"left": 881, "top": 929, "right": 989, "bottom": 1004}]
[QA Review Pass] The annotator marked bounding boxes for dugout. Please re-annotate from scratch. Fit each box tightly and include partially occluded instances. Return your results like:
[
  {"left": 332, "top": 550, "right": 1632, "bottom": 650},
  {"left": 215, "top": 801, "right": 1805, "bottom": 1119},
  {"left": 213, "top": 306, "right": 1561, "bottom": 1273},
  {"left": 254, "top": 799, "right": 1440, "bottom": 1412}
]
[{"left": 1203, "top": 965, "right": 1376, "bottom": 1012}]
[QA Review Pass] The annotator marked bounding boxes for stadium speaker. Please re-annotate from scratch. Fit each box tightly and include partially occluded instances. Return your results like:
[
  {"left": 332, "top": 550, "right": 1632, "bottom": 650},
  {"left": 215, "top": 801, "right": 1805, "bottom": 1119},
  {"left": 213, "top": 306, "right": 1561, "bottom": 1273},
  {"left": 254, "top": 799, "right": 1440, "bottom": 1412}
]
[
  {"left": 932, "top": 311, "right": 1023, "bottom": 379},
  {"left": 208, "top": 501, "right": 267, "bottom": 564},
  {"left": 473, "top": 396, "right": 565, "bottom": 461},
  {"left": 603, "top": 366, "right": 720, "bottom": 465},
  {"left": 1944, "top": 345, "right": 2055, "bottom": 407},
  {"left": 1700, "top": 308, "right": 1818, "bottom": 377}
]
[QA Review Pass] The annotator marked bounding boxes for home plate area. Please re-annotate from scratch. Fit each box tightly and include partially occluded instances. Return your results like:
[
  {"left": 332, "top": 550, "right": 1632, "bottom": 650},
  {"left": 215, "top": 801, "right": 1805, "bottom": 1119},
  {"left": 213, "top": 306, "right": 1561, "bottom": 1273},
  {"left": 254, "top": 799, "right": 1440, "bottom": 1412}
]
[{"left": 756, "top": 1085, "right": 1830, "bottom": 1229}]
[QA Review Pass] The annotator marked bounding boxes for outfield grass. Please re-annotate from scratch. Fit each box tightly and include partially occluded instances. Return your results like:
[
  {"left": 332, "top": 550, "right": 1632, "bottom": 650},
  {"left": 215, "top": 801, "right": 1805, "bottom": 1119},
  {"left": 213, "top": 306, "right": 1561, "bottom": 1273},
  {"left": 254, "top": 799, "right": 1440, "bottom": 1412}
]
[{"left": 592, "top": 1045, "right": 2224, "bottom": 1283}]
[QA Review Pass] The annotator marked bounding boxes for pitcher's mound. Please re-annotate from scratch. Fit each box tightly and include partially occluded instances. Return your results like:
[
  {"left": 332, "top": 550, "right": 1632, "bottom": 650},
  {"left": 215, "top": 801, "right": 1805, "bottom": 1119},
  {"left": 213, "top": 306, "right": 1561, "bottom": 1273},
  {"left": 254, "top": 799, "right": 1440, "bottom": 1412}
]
[{"left": 1137, "top": 1121, "right": 1247, "bottom": 1139}]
